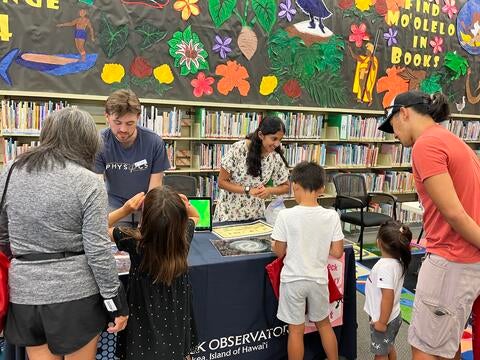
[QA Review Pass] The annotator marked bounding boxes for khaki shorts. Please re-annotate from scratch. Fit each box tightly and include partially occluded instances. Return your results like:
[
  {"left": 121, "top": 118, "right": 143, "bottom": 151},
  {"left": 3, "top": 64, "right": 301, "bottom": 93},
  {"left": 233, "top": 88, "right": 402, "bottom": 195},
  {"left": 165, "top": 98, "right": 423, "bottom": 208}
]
[
  {"left": 277, "top": 280, "right": 329, "bottom": 325},
  {"left": 408, "top": 253, "right": 480, "bottom": 358}
]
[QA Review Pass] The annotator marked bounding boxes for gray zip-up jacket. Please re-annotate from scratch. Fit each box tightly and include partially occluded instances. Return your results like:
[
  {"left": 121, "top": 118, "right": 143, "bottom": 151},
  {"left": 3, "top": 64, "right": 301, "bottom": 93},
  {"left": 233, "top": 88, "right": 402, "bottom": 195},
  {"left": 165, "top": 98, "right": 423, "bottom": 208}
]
[{"left": 0, "top": 162, "right": 119, "bottom": 305}]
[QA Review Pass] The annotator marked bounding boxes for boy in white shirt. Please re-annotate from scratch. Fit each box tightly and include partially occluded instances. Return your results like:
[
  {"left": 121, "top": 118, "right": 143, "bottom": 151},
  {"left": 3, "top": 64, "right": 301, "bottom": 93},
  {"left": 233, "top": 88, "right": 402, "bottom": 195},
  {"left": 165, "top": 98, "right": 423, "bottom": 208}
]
[{"left": 271, "top": 161, "right": 344, "bottom": 360}]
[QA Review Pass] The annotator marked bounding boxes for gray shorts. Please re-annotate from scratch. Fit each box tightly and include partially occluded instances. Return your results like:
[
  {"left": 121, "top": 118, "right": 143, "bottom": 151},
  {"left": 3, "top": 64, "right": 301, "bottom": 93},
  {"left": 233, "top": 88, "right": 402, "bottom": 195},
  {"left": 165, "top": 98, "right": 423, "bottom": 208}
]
[
  {"left": 408, "top": 253, "right": 480, "bottom": 358},
  {"left": 277, "top": 280, "right": 329, "bottom": 325},
  {"left": 370, "top": 314, "right": 402, "bottom": 355}
]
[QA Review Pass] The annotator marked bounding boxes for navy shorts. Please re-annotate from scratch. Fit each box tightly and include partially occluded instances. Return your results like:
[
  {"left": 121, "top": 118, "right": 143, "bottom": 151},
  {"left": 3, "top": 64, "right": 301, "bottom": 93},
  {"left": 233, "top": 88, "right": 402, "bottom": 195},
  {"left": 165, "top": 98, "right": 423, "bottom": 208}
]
[{"left": 5, "top": 294, "right": 108, "bottom": 355}]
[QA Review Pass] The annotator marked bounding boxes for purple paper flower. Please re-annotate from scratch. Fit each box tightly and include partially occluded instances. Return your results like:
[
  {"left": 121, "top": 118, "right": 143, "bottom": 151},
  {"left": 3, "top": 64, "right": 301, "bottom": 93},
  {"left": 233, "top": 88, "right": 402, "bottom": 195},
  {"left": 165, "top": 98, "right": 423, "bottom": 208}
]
[
  {"left": 278, "top": 0, "right": 296, "bottom": 22},
  {"left": 212, "top": 35, "right": 232, "bottom": 59},
  {"left": 384, "top": 27, "right": 398, "bottom": 47}
]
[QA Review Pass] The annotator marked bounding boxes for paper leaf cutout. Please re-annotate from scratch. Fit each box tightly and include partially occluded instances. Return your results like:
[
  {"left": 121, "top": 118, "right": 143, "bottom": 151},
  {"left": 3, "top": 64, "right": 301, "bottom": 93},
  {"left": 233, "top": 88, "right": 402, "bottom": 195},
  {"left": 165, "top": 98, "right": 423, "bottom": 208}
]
[
  {"left": 252, "top": 0, "right": 277, "bottom": 33},
  {"left": 209, "top": 0, "right": 237, "bottom": 28},
  {"left": 99, "top": 13, "right": 129, "bottom": 58},
  {"left": 444, "top": 51, "right": 468, "bottom": 80},
  {"left": 420, "top": 74, "right": 442, "bottom": 94},
  {"left": 135, "top": 23, "right": 167, "bottom": 50},
  {"left": 238, "top": 26, "right": 258, "bottom": 60},
  {"left": 304, "top": 72, "right": 347, "bottom": 107}
]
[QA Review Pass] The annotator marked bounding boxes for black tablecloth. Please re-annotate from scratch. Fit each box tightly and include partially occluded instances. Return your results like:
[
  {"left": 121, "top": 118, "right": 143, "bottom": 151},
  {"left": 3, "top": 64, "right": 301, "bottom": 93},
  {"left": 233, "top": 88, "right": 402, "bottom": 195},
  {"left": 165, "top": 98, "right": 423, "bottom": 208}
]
[
  {"left": 188, "top": 231, "right": 356, "bottom": 360},
  {"left": 5, "top": 231, "right": 356, "bottom": 360}
]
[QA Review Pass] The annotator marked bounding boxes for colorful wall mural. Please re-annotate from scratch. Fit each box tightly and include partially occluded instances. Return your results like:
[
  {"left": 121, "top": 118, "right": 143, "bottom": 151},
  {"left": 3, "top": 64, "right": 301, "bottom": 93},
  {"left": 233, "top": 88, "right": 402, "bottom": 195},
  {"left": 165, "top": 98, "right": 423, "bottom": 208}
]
[{"left": 0, "top": 0, "right": 479, "bottom": 114}]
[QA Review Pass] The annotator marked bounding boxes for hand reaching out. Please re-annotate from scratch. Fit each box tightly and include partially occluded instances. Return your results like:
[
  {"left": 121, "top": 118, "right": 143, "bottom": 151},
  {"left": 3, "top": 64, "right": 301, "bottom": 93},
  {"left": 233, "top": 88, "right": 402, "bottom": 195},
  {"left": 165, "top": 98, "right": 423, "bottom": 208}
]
[{"left": 123, "top": 192, "right": 145, "bottom": 213}]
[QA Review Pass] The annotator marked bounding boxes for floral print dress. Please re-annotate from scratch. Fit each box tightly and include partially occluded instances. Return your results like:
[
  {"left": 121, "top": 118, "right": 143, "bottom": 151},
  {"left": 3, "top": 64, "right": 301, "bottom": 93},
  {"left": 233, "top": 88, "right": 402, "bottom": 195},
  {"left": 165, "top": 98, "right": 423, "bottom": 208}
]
[{"left": 213, "top": 140, "right": 290, "bottom": 222}]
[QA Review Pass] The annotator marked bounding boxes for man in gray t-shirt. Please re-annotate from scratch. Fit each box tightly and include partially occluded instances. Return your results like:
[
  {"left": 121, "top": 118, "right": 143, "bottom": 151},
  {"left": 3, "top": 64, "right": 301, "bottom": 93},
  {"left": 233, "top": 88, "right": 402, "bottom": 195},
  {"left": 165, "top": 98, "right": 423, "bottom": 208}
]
[{"left": 95, "top": 89, "right": 170, "bottom": 224}]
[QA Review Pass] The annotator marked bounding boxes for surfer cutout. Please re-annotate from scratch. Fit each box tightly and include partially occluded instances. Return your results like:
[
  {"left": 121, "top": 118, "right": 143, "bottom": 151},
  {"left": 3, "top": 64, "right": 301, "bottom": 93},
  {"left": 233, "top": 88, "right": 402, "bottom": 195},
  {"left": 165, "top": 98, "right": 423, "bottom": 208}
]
[{"left": 57, "top": 9, "right": 95, "bottom": 62}]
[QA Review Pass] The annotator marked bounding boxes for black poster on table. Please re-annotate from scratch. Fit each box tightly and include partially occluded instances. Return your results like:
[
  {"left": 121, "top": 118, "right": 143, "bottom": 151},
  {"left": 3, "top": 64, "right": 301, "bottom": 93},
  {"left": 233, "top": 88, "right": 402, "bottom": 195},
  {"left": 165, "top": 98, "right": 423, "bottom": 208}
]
[{"left": 0, "top": 0, "right": 479, "bottom": 114}]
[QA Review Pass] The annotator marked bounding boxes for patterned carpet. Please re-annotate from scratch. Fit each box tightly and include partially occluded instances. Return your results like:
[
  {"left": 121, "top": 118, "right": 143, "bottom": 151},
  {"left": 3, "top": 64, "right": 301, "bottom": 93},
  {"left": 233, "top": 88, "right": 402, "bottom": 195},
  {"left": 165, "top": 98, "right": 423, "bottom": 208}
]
[{"left": 350, "top": 240, "right": 474, "bottom": 359}]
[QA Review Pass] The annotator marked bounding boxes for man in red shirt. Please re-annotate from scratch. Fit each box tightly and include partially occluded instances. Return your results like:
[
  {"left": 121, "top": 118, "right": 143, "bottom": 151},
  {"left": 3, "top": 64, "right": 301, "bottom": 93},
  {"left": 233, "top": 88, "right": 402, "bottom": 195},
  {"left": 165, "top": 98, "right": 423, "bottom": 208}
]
[{"left": 379, "top": 90, "right": 480, "bottom": 359}]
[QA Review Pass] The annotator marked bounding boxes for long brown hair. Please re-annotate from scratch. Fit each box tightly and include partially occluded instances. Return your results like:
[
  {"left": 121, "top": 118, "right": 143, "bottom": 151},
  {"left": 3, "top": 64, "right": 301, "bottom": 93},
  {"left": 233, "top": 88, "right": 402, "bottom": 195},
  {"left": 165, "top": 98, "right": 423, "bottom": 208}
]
[{"left": 123, "top": 187, "right": 189, "bottom": 285}]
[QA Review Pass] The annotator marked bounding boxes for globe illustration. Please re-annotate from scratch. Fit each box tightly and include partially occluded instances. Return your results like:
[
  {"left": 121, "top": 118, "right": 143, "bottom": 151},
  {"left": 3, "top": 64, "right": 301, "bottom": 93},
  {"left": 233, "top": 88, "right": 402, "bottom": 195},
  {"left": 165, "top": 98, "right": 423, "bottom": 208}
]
[{"left": 457, "top": 0, "right": 480, "bottom": 55}]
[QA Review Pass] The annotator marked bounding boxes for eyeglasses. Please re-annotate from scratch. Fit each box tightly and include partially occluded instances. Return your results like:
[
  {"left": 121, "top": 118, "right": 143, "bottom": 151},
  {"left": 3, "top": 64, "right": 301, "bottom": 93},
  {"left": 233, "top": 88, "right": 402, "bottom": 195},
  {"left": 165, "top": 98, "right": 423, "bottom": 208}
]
[{"left": 383, "top": 102, "right": 426, "bottom": 119}]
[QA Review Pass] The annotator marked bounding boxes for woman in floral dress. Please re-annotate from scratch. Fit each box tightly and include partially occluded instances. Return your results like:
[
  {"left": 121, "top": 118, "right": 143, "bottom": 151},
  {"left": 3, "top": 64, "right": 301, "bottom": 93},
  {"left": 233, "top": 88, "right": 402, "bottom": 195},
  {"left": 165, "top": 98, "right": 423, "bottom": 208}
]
[{"left": 213, "top": 116, "right": 290, "bottom": 222}]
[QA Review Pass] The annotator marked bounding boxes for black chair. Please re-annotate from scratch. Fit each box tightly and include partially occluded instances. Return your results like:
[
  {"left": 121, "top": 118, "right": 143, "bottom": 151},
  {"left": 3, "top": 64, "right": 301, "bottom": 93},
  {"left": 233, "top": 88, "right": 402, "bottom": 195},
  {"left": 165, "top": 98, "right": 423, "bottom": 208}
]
[
  {"left": 333, "top": 174, "right": 397, "bottom": 261},
  {"left": 163, "top": 175, "right": 197, "bottom": 197}
]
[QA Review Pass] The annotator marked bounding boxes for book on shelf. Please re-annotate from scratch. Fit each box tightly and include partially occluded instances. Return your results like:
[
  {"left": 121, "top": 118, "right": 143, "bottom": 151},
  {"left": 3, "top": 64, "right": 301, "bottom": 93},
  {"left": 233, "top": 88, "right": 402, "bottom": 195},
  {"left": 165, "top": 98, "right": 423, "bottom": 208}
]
[
  {"left": 194, "top": 108, "right": 262, "bottom": 138},
  {"left": 1, "top": 99, "right": 68, "bottom": 133},
  {"left": 139, "top": 106, "right": 182, "bottom": 137},
  {"left": 2, "top": 138, "right": 40, "bottom": 163},
  {"left": 442, "top": 120, "right": 480, "bottom": 141}
]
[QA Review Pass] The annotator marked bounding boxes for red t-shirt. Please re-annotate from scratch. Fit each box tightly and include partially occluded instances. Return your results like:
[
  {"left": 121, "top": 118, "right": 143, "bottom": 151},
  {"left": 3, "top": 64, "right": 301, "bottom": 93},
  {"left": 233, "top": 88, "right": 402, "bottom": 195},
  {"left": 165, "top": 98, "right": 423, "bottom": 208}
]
[{"left": 412, "top": 124, "right": 480, "bottom": 263}]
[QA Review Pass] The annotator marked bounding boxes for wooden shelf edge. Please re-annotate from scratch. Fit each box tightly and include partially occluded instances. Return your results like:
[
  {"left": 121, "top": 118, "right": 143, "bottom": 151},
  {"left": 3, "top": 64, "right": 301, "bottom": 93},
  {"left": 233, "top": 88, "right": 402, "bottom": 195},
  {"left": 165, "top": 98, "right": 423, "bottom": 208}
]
[{"left": 3, "top": 90, "right": 479, "bottom": 119}]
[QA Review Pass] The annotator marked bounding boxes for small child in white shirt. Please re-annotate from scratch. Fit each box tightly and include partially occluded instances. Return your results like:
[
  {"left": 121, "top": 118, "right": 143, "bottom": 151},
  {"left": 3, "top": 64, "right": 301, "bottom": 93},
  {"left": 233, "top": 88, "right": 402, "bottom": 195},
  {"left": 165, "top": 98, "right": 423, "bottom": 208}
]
[
  {"left": 271, "top": 161, "right": 344, "bottom": 360},
  {"left": 364, "top": 220, "right": 412, "bottom": 360}
]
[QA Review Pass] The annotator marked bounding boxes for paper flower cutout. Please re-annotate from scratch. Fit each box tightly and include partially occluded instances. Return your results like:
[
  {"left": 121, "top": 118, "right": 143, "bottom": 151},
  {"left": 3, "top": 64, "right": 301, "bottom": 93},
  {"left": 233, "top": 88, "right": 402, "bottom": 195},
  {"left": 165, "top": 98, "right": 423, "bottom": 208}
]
[
  {"left": 101, "top": 63, "right": 125, "bottom": 84},
  {"left": 130, "top": 56, "right": 152, "bottom": 78},
  {"left": 339, "top": 0, "right": 354, "bottom": 10},
  {"left": 278, "top": 0, "right": 296, "bottom": 22},
  {"left": 153, "top": 64, "right": 174, "bottom": 84},
  {"left": 173, "top": 0, "right": 200, "bottom": 21},
  {"left": 168, "top": 26, "right": 208, "bottom": 76},
  {"left": 384, "top": 27, "right": 398, "bottom": 47},
  {"left": 442, "top": 0, "right": 457, "bottom": 19},
  {"left": 259, "top": 75, "right": 278, "bottom": 96},
  {"left": 349, "top": 23, "right": 370, "bottom": 48},
  {"left": 215, "top": 60, "right": 250, "bottom": 96},
  {"left": 191, "top": 72, "right": 214, "bottom": 97},
  {"left": 355, "top": 0, "right": 374, "bottom": 11},
  {"left": 212, "top": 35, "right": 232, "bottom": 59},
  {"left": 430, "top": 36, "right": 444, "bottom": 54}
]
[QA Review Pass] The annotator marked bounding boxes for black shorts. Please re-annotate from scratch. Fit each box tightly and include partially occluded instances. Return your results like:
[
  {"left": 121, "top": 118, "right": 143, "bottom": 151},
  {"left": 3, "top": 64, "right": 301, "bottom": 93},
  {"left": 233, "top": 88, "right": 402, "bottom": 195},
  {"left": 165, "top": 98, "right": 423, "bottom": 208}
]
[{"left": 4, "top": 294, "right": 108, "bottom": 355}]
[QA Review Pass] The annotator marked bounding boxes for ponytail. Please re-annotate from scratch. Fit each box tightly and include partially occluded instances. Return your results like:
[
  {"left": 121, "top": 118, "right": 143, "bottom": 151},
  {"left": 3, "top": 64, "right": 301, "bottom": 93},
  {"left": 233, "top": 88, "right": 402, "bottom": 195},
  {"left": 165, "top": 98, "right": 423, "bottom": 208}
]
[
  {"left": 378, "top": 221, "right": 412, "bottom": 275},
  {"left": 428, "top": 92, "right": 450, "bottom": 123}
]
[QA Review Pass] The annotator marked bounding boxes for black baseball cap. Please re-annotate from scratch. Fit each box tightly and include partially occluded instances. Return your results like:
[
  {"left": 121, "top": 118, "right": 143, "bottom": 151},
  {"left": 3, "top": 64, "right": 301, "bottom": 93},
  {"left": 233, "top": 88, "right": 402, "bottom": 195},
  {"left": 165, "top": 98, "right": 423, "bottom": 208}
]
[{"left": 378, "top": 91, "right": 429, "bottom": 133}]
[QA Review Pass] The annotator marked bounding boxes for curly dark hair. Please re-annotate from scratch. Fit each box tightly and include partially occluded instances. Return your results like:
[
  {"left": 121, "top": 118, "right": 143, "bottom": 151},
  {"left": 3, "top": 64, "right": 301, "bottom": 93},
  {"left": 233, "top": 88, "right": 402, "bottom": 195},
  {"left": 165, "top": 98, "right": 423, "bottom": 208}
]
[{"left": 245, "top": 116, "right": 288, "bottom": 179}]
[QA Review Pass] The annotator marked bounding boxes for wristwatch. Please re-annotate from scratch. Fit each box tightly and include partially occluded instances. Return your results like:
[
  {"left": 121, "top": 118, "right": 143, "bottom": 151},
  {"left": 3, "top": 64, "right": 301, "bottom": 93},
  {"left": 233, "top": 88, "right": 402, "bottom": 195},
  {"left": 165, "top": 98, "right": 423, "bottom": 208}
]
[{"left": 244, "top": 186, "right": 251, "bottom": 197}]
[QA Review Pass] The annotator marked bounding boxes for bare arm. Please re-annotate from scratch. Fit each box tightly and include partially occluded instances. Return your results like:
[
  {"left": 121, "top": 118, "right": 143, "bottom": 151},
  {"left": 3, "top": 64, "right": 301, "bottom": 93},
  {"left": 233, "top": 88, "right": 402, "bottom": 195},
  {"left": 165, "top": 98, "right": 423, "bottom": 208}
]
[
  {"left": 423, "top": 173, "right": 480, "bottom": 248},
  {"left": 271, "top": 240, "right": 287, "bottom": 258},
  {"left": 218, "top": 167, "right": 245, "bottom": 194},
  {"left": 87, "top": 20, "right": 95, "bottom": 41},
  {"left": 148, "top": 172, "right": 164, "bottom": 191},
  {"left": 374, "top": 288, "right": 394, "bottom": 332},
  {"left": 108, "top": 192, "right": 145, "bottom": 228},
  {"left": 179, "top": 194, "right": 200, "bottom": 225},
  {"left": 56, "top": 19, "right": 78, "bottom": 27},
  {"left": 329, "top": 239, "right": 344, "bottom": 259}
]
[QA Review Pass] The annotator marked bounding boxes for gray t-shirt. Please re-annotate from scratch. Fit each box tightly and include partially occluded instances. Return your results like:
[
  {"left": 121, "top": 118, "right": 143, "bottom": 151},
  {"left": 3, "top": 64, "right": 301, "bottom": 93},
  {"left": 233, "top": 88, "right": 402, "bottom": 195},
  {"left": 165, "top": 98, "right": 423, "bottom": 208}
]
[
  {"left": 0, "top": 162, "right": 120, "bottom": 305},
  {"left": 95, "top": 126, "right": 171, "bottom": 209}
]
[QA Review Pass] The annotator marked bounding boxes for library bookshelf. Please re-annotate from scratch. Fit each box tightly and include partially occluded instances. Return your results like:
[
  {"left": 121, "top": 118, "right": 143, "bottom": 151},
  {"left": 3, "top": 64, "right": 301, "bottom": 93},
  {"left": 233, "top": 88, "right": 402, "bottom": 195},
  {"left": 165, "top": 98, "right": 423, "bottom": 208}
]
[{"left": 1, "top": 91, "right": 479, "bottom": 224}]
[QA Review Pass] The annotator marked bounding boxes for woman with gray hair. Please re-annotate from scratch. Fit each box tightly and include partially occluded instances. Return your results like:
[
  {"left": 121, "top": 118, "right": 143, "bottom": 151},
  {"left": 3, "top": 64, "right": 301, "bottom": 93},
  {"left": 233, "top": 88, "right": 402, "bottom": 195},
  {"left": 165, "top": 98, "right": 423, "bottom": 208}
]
[{"left": 0, "top": 107, "right": 128, "bottom": 360}]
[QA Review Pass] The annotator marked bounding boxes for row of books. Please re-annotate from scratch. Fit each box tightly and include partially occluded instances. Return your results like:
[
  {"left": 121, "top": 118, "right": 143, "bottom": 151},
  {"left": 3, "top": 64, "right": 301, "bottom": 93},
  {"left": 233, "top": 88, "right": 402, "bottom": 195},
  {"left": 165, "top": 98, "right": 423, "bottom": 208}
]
[
  {"left": 397, "top": 206, "right": 423, "bottom": 224},
  {"left": 195, "top": 142, "right": 412, "bottom": 170},
  {"left": 275, "top": 112, "right": 324, "bottom": 138},
  {"left": 164, "top": 143, "right": 176, "bottom": 170},
  {"left": 326, "top": 171, "right": 415, "bottom": 193},
  {"left": 139, "top": 106, "right": 183, "bottom": 137},
  {"left": 1, "top": 100, "right": 68, "bottom": 133},
  {"left": 442, "top": 120, "right": 480, "bottom": 141},
  {"left": 327, "top": 114, "right": 390, "bottom": 140},
  {"left": 195, "top": 108, "right": 262, "bottom": 138},
  {"left": 2, "top": 138, "right": 39, "bottom": 164},
  {"left": 198, "top": 143, "right": 232, "bottom": 169}
]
